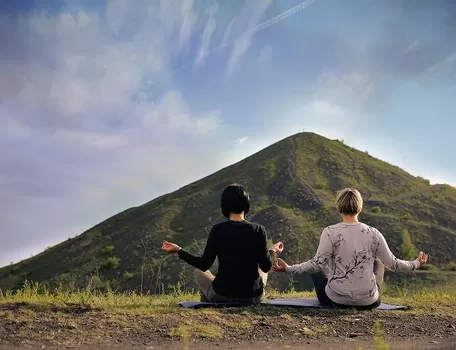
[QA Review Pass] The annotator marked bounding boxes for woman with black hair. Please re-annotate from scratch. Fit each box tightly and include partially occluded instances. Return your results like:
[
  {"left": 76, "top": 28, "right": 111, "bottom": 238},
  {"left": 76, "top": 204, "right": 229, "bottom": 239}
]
[{"left": 162, "top": 184, "right": 283, "bottom": 303}]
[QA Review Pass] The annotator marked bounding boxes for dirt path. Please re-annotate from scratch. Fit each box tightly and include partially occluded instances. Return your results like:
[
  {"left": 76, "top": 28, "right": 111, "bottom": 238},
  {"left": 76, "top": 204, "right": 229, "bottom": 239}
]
[{"left": 1, "top": 338, "right": 456, "bottom": 350}]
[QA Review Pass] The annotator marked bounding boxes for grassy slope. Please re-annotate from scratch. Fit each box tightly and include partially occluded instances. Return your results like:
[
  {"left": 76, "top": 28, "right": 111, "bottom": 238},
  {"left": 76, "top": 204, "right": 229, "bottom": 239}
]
[{"left": 1, "top": 132, "right": 455, "bottom": 293}]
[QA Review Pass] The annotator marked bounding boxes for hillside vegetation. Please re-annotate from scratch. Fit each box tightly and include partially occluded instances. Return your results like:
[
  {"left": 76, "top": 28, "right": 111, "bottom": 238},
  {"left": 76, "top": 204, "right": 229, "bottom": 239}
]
[{"left": 1, "top": 132, "right": 455, "bottom": 293}]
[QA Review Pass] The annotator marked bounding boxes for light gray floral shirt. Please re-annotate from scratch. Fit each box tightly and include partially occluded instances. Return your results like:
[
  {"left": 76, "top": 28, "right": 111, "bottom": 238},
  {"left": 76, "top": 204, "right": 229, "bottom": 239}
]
[{"left": 286, "top": 222, "right": 420, "bottom": 305}]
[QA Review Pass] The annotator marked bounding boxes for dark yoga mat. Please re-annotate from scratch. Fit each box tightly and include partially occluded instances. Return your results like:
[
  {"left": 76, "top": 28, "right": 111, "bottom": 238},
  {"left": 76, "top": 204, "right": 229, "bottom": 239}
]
[{"left": 179, "top": 298, "right": 408, "bottom": 310}]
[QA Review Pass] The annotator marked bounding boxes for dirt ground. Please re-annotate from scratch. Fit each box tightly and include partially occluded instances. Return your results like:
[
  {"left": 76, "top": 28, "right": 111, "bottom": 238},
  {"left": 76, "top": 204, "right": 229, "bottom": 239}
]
[
  {"left": 0, "top": 340, "right": 455, "bottom": 350},
  {"left": 0, "top": 302, "right": 455, "bottom": 350}
]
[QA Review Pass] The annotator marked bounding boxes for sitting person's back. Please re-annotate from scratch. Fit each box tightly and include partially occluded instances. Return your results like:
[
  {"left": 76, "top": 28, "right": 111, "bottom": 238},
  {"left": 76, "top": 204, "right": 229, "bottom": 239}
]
[
  {"left": 273, "top": 187, "right": 428, "bottom": 309},
  {"left": 180, "top": 220, "right": 274, "bottom": 298},
  {"left": 317, "top": 221, "right": 419, "bottom": 305},
  {"left": 162, "top": 184, "right": 283, "bottom": 302}
]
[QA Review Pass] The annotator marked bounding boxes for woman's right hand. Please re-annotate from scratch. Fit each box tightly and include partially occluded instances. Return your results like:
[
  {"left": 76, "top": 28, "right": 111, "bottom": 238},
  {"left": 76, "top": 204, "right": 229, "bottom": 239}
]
[
  {"left": 417, "top": 251, "right": 428, "bottom": 265},
  {"left": 272, "top": 258, "right": 289, "bottom": 272}
]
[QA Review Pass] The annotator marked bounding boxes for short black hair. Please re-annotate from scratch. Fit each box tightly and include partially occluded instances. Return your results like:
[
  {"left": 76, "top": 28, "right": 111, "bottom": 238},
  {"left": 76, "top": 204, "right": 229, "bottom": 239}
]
[{"left": 220, "top": 184, "right": 250, "bottom": 219}]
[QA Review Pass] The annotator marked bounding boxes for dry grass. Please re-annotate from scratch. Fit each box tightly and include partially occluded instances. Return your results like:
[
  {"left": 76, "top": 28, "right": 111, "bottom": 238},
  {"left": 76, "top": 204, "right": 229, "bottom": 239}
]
[{"left": 1, "top": 281, "right": 455, "bottom": 316}]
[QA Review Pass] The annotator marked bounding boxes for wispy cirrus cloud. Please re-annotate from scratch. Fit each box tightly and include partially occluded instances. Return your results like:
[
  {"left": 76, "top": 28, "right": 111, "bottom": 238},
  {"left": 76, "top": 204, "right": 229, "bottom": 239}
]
[
  {"left": 1, "top": 0, "right": 455, "bottom": 268},
  {"left": 195, "top": 4, "right": 218, "bottom": 65},
  {"left": 225, "top": 0, "right": 272, "bottom": 77},
  {"left": 0, "top": 0, "right": 319, "bottom": 267},
  {"left": 0, "top": 1, "right": 227, "bottom": 266},
  {"left": 237, "top": 136, "right": 249, "bottom": 144}
]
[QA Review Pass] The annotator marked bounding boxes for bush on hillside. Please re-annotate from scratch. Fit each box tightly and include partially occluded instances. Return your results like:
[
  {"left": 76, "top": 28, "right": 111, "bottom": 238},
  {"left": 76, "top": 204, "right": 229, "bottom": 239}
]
[
  {"left": 103, "top": 257, "right": 120, "bottom": 269},
  {"left": 102, "top": 245, "right": 114, "bottom": 254},
  {"left": 443, "top": 262, "right": 456, "bottom": 271},
  {"left": 401, "top": 230, "right": 418, "bottom": 260},
  {"left": 419, "top": 263, "right": 438, "bottom": 271}
]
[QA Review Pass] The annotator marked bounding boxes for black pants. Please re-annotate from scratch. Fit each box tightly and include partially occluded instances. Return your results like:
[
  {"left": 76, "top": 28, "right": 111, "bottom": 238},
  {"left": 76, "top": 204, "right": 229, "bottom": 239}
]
[{"left": 311, "top": 258, "right": 384, "bottom": 310}]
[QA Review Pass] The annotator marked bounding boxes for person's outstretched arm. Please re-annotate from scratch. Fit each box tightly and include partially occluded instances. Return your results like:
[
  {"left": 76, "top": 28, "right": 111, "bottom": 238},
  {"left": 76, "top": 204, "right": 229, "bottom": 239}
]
[
  {"left": 258, "top": 226, "right": 275, "bottom": 273},
  {"left": 285, "top": 228, "right": 333, "bottom": 274},
  {"left": 177, "top": 227, "right": 217, "bottom": 271},
  {"left": 373, "top": 229, "right": 420, "bottom": 271}
]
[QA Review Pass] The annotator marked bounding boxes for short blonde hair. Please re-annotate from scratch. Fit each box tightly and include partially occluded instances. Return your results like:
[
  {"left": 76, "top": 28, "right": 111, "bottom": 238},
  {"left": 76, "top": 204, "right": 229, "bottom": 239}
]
[{"left": 335, "top": 188, "right": 363, "bottom": 215}]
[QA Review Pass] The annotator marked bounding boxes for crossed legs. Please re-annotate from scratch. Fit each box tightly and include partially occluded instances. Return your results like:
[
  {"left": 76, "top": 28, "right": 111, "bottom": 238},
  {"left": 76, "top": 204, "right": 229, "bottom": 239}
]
[
  {"left": 311, "top": 258, "right": 385, "bottom": 308},
  {"left": 193, "top": 268, "right": 268, "bottom": 303}
]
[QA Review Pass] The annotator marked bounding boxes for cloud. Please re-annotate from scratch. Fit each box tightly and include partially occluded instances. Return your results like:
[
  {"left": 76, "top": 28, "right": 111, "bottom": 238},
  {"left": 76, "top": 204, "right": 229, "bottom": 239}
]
[
  {"left": 1, "top": 0, "right": 455, "bottom": 267},
  {"left": 357, "top": 2, "right": 456, "bottom": 93},
  {"left": 364, "top": 25, "right": 455, "bottom": 82},
  {"left": 195, "top": 4, "right": 218, "bottom": 65},
  {"left": 220, "top": 17, "right": 236, "bottom": 49},
  {"left": 309, "top": 5, "right": 456, "bottom": 117},
  {"left": 238, "top": 136, "right": 249, "bottom": 145},
  {"left": 292, "top": 0, "right": 456, "bottom": 122},
  {"left": 256, "top": 45, "right": 273, "bottom": 66},
  {"left": 225, "top": 0, "right": 272, "bottom": 77},
  {"left": 177, "top": 0, "right": 199, "bottom": 52},
  {"left": 310, "top": 68, "right": 382, "bottom": 117},
  {"left": 0, "top": 2, "right": 229, "bottom": 267}
]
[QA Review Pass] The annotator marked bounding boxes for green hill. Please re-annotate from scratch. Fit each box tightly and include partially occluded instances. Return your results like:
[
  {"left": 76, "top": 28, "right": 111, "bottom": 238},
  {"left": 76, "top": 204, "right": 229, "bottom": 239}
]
[{"left": 1, "top": 132, "right": 455, "bottom": 293}]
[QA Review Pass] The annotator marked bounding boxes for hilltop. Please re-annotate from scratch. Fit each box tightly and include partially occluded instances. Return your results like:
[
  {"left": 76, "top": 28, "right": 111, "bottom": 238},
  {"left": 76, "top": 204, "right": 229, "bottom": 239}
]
[{"left": 1, "top": 132, "right": 456, "bottom": 293}]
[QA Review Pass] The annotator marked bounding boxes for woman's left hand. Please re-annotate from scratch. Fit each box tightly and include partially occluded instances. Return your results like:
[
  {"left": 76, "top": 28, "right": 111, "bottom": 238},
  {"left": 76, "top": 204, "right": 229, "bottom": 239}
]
[
  {"left": 272, "top": 258, "right": 289, "bottom": 272},
  {"left": 162, "top": 240, "right": 181, "bottom": 254},
  {"left": 271, "top": 241, "right": 284, "bottom": 254}
]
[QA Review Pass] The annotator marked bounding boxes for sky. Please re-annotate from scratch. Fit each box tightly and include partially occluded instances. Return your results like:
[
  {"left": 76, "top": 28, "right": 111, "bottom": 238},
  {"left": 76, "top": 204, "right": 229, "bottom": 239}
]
[{"left": 1, "top": 0, "right": 455, "bottom": 267}]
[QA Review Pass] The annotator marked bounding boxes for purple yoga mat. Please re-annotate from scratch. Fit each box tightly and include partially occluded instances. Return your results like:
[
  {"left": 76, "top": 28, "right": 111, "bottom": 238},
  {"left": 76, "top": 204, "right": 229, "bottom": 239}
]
[{"left": 179, "top": 297, "right": 408, "bottom": 310}]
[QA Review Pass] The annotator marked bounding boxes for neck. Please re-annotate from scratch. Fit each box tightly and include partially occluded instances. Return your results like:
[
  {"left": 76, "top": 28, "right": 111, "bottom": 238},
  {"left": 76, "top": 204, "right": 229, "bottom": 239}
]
[
  {"left": 229, "top": 213, "right": 244, "bottom": 221},
  {"left": 342, "top": 214, "right": 359, "bottom": 223}
]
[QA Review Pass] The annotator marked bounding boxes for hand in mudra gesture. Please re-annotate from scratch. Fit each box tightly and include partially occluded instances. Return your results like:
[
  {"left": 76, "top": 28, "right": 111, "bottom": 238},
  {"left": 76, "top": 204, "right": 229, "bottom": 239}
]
[
  {"left": 417, "top": 251, "right": 428, "bottom": 265},
  {"left": 272, "top": 258, "right": 289, "bottom": 272},
  {"left": 271, "top": 241, "right": 284, "bottom": 254},
  {"left": 161, "top": 240, "right": 181, "bottom": 254}
]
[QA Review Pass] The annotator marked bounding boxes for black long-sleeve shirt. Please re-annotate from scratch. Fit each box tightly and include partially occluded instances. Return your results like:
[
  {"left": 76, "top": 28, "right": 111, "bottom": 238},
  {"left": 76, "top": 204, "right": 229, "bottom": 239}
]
[{"left": 177, "top": 220, "right": 275, "bottom": 298}]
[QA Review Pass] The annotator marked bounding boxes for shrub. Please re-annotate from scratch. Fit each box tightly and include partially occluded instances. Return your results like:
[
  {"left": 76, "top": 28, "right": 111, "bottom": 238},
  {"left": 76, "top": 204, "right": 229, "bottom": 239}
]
[
  {"left": 419, "top": 263, "right": 438, "bottom": 271},
  {"left": 417, "top": 176, "right": 430, "bottom": 185},
  {"left": 371, "top": 206, "right": 381, "bottom": 213},
  {"left": 401, "top": 230, "right": 418, "bottom": 260},
  {"left": 122, "top": 271, "right": 135, "bottom": 280},
  {"left": 443, "top": 262, "right": 456, "bottom": 271},
  {"left": 103, "top": 257, "right": 120, "bottom": 269},
  {"left": 102, "top": 245, "right": 114, "bottom": 254}
]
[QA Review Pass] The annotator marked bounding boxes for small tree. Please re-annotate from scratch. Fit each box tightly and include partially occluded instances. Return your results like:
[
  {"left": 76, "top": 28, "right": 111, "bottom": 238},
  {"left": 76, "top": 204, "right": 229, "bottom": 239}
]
[{"left": 401, "top": 230, "right": 418, "bottom": 260}]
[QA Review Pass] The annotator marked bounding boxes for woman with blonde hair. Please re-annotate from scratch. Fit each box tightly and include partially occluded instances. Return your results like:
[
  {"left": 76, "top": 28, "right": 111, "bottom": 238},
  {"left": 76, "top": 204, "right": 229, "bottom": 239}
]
[{"left": 273, "top": 188, "right": 428, "bottom": 309}]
